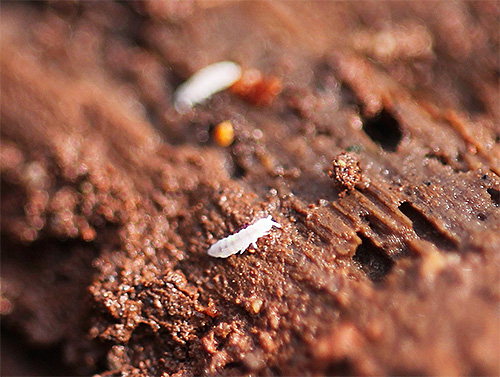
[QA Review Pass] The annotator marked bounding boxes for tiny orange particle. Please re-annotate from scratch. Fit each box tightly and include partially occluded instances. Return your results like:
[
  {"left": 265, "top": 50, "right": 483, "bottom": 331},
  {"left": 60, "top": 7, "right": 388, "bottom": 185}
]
[{"left": 213, "top": 121, "right": 234, "bottom": 147}]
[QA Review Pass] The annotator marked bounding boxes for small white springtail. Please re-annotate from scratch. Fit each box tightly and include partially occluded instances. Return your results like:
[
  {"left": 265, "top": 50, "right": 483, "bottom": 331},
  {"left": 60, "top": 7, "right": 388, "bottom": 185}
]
[
  {"left": 174, "top": 61, "right": 242, "bottom": 113},
  {"left": 207, "top": 216, "right": 281, "bottom": 258}
]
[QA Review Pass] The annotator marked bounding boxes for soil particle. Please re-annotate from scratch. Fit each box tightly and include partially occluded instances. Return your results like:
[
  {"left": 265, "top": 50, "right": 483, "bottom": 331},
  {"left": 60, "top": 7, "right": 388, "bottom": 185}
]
[{"left": 328, "top": 152, "right": 364, "bottom": 196}]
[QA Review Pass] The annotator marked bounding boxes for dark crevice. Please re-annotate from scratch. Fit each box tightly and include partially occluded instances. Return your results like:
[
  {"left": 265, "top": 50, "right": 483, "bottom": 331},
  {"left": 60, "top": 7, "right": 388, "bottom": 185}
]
[
  {"left": 455, "top": 152, "right": 471, "bottom": 172},
  {"left": 362, "top": 109, "right": 403, "bottom": 152},
  {"left": 477, "top": 213, "right": 487, "bottom": 221},
  {"left": 398, "top": 202, "right": 457, "bottom": 251},
  {"left": 363, "top": 214, "right": 409, "bottom": 257},
  {"left": 338, "top": 82, "right": 360, "bottom": 108},
  {"left": 424, "top": 152, "right": 469, "bottom": 173},
  {"left": 459, "top": 78, "right": 487, "bottom": 115},
  {"left": 487, "top": 188, "right": 500, "bottom": 207},
  {"left": 463, "top": 92, "right": 487, "bottom": 115},
  {"left": 230, "top": 158, "right": 247, "bottom": 179},
  {"left": 324, "top": 359, "right": 354, "bottom": 376},
  {"left": 0, "top": 327, "right": 79, "bottom": 376},
  {"left": 364, "top": 214, "right": 391, "bottom": 235},
  {"left": 353, "top": 233, "right": 394, "bottom": 282},
  {"left": 425, "top": 152, "right": 449, "bottom": 166}
]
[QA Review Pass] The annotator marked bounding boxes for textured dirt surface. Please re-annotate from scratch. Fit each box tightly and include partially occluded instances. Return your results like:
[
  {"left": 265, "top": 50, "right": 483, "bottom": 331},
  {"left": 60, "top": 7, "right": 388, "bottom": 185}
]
[{"left": 1, "top": 1, "right": 500, "bottom": 376}]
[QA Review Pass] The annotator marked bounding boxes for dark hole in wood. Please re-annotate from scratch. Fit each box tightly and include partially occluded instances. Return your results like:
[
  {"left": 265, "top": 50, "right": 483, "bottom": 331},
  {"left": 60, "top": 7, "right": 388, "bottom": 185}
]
[
  {"left": 362, "top": 109, "right": 402, "bottom": 152},
  {"left": 487, "top": 188, "right": 500, "bottom": 207},
  {"left": 425, "top": 152, "right": 449, "bottom": 166},
  {"left": 229, "top": 157, "right": 247, "bottom": 179},
  {"left": 353, "top": 233, "right": 394, "bottom": 282},
  {"left": 477, "top": 213, "right": 487, "bottom": 221},
  {"left": 398, "top": 202, "right": 457, "bottom": 251},
  {"left": 232, "top": 164, "right": 246, "bottom": 179}
]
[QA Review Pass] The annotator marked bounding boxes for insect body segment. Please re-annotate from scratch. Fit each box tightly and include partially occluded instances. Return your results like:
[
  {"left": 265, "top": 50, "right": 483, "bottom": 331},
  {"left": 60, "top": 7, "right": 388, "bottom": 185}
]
[{"left": 207, "top": 216, "right": 281, "bottom": 258}]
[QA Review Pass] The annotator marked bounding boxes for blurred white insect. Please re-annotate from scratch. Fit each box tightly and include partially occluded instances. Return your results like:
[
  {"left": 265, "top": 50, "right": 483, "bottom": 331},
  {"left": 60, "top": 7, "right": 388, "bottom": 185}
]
[
  {"left": 174, "top": 61, "right": 242, "bottom": 113},
  {"left": 207, "top": 215, "right": 281, "bottom": 258}
]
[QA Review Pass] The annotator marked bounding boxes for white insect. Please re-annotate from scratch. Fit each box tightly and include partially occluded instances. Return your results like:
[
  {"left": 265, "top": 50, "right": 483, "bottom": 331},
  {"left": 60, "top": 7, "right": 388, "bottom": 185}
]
[
  {"left": 174, "top": 61, "right": 242, "bottom": 113},
  {"left": 207, "top": 215, "right": 281, "bottom": 258}
]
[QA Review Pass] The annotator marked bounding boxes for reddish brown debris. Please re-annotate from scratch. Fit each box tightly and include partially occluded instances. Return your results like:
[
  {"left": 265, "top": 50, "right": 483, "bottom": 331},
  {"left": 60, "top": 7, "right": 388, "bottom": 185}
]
[
  {"left": 328, "top": 152, "right": 363, "bottom": 196},
  {"left": 230, "top": 69, "right": 282, "bottom": 106}
]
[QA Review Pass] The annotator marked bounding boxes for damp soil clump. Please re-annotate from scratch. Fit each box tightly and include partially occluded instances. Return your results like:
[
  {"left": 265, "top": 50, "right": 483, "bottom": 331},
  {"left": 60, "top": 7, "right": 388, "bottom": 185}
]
[
  {"left": 1, "top": 2, "right": 499, "bottom": 376},
  {"left": 328, "top": 152, "right": 364, "bottom": 197}
]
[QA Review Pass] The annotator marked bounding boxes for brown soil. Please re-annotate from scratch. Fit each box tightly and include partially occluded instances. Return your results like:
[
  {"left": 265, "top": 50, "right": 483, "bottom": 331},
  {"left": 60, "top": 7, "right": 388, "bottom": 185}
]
[{"left": 1, "top": 1, "right": 499, "bottom": 376}]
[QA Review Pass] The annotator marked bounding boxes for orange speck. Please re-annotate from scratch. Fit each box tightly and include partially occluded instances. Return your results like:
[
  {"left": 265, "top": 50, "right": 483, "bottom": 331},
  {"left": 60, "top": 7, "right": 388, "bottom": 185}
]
[{"left": 213, "top": 121, "right": 234, "bottom": 147}]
